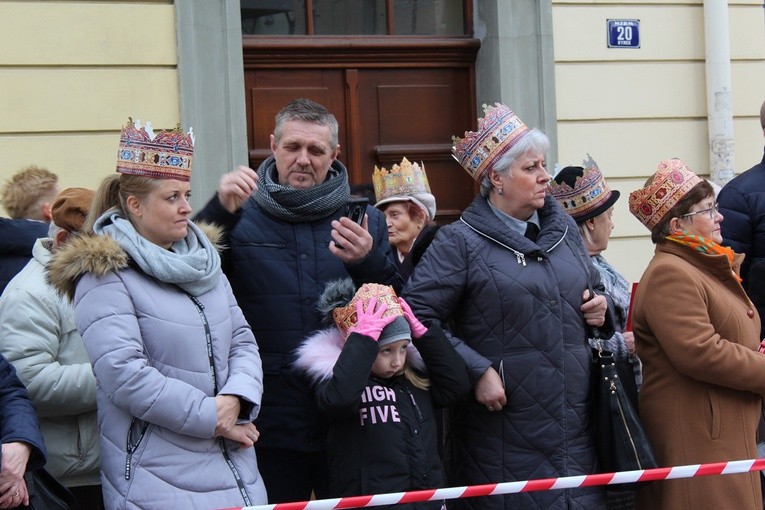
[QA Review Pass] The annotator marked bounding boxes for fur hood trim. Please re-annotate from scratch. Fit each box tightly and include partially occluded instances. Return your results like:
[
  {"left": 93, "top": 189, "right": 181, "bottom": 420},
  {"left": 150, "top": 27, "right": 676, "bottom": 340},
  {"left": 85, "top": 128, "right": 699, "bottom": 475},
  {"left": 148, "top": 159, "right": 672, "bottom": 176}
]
[
  {"left": 47, "top": 221, "right": 225, "bottom": 301},
  {"left": 294, "top": 328, "right": 425, "bottom": 384},
  {"left": 196, "top": 221, "right": 225, "bottom": 252}
]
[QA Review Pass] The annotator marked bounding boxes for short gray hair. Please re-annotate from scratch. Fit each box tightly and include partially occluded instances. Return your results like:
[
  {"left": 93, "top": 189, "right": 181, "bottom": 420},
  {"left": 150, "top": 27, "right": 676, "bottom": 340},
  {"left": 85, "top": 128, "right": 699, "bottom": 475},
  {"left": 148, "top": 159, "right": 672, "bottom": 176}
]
[
  {"left": 478, "top": 129, "right": 550, "bottom": 197},
  {"left": 274, "top": 98, "right": 339, "bottom": 147},
  {"left": 578, "top": 222, "right": 592, "bottom": 246}
]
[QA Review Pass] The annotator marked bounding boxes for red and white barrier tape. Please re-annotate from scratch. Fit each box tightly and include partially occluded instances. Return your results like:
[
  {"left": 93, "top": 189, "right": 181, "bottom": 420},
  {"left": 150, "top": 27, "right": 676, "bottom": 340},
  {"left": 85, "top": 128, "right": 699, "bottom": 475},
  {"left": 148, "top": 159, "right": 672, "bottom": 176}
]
[{"left": 221, "top": 458, "right": 765, "bottom": 510}]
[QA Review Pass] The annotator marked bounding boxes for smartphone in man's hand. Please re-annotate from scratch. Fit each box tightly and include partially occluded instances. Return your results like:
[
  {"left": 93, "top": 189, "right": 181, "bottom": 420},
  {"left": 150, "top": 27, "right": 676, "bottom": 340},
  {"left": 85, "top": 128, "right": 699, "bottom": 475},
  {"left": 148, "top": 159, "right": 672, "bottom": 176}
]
[
  {"left": 344, "top": 197, "right": 368, "bottom": 226},
  {"left": 334, "top": 197, "right": 369, "bottom": 250}
]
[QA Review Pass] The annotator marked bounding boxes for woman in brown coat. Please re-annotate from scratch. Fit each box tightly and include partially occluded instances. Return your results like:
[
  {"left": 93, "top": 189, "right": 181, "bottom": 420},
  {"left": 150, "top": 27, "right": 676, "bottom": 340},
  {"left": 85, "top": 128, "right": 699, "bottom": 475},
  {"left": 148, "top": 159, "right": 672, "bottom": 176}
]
[{"left": 629, "top": 158, "right": 765, "bottom": 510}]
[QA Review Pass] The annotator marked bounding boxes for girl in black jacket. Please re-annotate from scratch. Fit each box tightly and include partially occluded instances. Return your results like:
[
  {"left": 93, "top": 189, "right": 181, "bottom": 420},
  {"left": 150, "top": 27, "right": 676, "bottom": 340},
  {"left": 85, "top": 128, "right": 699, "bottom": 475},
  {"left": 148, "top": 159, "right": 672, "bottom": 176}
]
[{"left": 295, "top": 280, "right": 471, "bottom": 510}]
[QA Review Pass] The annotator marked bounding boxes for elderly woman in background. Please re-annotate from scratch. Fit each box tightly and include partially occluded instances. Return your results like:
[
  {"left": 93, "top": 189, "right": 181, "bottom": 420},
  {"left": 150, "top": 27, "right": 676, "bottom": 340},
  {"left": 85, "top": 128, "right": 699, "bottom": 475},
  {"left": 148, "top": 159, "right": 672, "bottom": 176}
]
[
  {"left": 550, "top": 157, "right": 641, "bottom": 510},
  {"left": 550, "top": 157, "right": 641, "bottom": 388},
  {"left": 48, "top": 119, "right": 267, "bottom": 509},
  {"left": 373, "top": 157, "right": 438, "bottom": 282},
  {"left": 403, "top": 103, "right": 615, "bottom": 510},
  {"left": 629, "top": 158, "right": 765, "bottom": 510}
]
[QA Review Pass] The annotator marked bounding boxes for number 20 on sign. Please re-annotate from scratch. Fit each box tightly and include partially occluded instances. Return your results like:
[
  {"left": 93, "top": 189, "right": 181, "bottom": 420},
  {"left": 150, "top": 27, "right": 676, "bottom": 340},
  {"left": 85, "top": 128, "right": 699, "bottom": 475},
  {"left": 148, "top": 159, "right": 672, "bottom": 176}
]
[{"left": 607, "top": 19, "right": 640, "bottom": 49}]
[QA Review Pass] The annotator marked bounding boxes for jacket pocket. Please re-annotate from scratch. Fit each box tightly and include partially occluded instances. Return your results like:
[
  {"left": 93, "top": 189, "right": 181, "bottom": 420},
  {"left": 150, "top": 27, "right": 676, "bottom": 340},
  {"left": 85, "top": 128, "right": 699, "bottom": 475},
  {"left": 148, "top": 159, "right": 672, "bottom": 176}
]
[
  {"left": 706, "top": 388, "right": 721, "bottom": 439},
  {"left": 261, "top": 353, "right": 283, "bottom": 376},
  {"left": 125, "top": 418, "right": 151, "bottom": 481}
]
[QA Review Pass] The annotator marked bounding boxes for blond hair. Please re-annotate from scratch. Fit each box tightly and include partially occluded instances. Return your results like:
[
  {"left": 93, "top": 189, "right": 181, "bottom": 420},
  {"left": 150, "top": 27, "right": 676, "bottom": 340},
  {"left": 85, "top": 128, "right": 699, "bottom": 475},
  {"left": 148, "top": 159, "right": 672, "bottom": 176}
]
[
  {"left": 1, "top": 165, "right": 59, "bottom": 219},
  {"left": 404, "top": 364, "right": 430, "bottom": 391},
  {"left": 83, "top": 173, "right": 160, "bottom": 233}
]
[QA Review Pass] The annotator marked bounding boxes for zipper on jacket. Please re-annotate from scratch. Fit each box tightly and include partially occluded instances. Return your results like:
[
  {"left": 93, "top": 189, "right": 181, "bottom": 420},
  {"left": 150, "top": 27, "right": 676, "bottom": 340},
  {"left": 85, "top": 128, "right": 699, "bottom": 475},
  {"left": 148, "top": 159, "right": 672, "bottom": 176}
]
[
  {"left": 219, "top": 437, "right": 252, "bottom": 506},
  {"left": 125, "top": 418, "right": 149, "bottom": 480},
  {"left": 187, "top": 294, "right": 252, "bottom": 506},
  {"left": 459, "top": 217, "right": 570, "bottom": 268},
  {"left": 405, "top": 388, "right": 423, "bottom": 422},
  {"left": 188, "top": 295, "right": 217, "bottom": 390},
  {"left": 459, "top": 218, "right": 526, "bottom": 266}
]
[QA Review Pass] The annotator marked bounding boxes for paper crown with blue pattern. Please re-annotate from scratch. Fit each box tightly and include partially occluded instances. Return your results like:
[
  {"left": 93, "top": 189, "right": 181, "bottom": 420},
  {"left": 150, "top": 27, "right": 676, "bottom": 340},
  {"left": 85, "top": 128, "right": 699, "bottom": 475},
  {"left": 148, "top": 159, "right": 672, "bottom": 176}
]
[
  {"left": 549, "top": 155, "right": 620, "bottom": 223},
  {"left": 451, "top": 103, "right": 530, "bottom": 182},
  {"left": 117, "top": 118, "right": 194, "bottom": 181}
]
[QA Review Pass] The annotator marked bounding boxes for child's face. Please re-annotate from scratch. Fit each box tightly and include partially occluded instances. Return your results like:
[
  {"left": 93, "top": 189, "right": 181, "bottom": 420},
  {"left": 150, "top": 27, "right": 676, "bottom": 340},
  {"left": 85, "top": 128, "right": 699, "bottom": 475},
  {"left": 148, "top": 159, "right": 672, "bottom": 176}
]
[{"left": 371, "top": 339, "right": 410, "bottom": 379}]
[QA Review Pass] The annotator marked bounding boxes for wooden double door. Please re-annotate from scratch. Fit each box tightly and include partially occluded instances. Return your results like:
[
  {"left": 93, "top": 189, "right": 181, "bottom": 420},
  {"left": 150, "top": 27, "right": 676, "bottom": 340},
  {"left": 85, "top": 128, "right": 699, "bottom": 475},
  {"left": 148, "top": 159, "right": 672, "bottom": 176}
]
[{"left": 243, "top": 37, "right": 480, "bottom": 222}]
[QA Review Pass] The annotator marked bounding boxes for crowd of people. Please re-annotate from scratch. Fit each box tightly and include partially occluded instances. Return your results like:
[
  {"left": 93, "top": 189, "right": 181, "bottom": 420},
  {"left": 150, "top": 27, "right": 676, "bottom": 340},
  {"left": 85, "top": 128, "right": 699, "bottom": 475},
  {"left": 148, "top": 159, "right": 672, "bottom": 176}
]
[{"left": 0, "top": 97, "right": 764, "bottom": 510}]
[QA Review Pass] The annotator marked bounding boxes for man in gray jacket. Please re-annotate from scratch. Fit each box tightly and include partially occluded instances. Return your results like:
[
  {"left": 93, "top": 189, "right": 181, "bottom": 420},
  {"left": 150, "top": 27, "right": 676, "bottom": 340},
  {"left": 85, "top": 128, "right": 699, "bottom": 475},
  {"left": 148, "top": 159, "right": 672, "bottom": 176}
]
[{"left": 0, "top": 187, "right": 102, "bottom": 509}]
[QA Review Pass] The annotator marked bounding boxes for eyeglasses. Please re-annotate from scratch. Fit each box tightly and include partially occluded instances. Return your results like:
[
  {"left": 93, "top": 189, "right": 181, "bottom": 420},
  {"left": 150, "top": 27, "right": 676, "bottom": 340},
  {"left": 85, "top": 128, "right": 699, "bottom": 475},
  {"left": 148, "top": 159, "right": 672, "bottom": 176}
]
[{"left": 681, "top": 204, "right": 718, "bottom": 220}]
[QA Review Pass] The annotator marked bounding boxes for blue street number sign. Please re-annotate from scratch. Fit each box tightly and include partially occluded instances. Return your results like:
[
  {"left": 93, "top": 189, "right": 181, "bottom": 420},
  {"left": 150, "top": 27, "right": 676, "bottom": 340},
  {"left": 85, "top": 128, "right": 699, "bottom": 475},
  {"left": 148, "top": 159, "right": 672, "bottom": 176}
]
[{"left": 607, "top": 19, "right": 640, "bottom": 49}]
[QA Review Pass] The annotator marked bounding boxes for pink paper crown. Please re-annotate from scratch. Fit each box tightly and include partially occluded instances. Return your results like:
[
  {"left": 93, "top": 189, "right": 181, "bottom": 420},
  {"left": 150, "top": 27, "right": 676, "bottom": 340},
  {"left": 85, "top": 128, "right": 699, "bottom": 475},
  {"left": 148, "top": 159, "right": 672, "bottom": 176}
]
[
  {"left": 548, "top": 155, "right": 616, "bottom": 221},
  {"left": 117, "top": 118, "right": 194, "bottom": 181},
  {"left": 451, "top": 103, "right": 530, "bottom": 181},
  {"left": 629, "top": 158, "right": 702, "bottom": 230},
  {"left": 332, "top": 283, "right": 403, "bottom": 337}
]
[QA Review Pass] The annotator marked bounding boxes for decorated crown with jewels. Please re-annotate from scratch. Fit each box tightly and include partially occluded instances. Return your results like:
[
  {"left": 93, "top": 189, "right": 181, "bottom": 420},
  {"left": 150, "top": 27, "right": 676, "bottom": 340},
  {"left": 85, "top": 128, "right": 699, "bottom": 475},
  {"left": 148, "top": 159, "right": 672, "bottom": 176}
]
[
  {"left": 372, "top": 157, "right": 436, "bottom": 220},
  {"left": 548, "top": 154, "right": 620, "bottom": 222},
  {"left": 117, "top": 118, "right": 195, "bottom": 181},
  {"left": 629, "top": 158, "right": 702, "bottom": 230},
  {"left": 373, "top": 157, "right": 431, "bottom": 202},
  {"left": 451, "top": 103, "right": 530, "bottom": 182}
]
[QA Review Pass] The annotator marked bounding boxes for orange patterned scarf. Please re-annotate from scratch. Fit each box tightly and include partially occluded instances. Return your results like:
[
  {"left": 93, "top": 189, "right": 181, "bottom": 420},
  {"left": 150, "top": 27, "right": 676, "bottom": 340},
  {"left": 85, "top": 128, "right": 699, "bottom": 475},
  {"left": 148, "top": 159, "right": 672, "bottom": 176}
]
[{"left": 666, "top": 231, "right": 742, "bottom": 282}]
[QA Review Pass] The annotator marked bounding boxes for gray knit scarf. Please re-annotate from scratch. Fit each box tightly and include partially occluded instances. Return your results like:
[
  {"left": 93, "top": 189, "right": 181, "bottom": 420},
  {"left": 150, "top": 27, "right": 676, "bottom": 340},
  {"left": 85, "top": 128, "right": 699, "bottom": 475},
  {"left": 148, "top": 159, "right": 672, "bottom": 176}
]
[
  {"left": 255, "top": 156, "right": 350, "bottom": 222},
  {"left": 93, "top": 209, "right": 222, "bottom": 297}
]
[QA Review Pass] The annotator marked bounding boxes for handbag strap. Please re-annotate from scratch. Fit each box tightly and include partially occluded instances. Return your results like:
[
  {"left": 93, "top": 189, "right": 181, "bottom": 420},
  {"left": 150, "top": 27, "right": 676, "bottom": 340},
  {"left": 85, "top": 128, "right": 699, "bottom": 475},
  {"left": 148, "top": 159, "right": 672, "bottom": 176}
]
[{"left": 562, "top": 233, "right": 604, "bottom": 347}]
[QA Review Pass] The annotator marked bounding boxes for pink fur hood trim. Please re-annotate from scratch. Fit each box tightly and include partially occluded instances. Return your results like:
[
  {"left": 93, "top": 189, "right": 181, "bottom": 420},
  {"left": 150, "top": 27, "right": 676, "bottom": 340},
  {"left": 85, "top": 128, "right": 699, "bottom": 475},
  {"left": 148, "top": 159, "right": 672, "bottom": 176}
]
[{"left": 294, "top": 328, "right": 425, "bottom": 384}]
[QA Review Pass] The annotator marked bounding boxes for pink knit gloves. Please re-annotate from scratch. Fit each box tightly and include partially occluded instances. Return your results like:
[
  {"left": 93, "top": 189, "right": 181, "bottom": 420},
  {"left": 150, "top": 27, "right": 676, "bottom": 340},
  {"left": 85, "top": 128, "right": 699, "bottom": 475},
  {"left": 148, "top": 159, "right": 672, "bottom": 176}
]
[
  {"left": 398, "top": 298, "right": 428, "bottom": 339},
  {"left": 347, "top": 297, "right": 397, "bottom": 342}
]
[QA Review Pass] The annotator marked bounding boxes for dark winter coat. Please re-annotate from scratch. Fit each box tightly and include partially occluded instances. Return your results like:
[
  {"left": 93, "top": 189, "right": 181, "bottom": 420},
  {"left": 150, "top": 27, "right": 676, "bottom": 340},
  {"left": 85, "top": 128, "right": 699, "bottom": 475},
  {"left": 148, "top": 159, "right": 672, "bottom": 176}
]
[
  {"left": 403, "top": 195, "right": 614, "bottom": 510},
  {"left": 0, "top": 353, "right": 46, "bottom": 472},
  {"left": 395, "top": 224, "right": 440, "bottom": 282},
  {"left": 0, "top": 217, "right": 47, "bottom": 296},
  {"left": 718, "top": 148, "right": 765, "bottom": 336},
  {"left": 294, "top": 325, "right": 471, "bottom": 510},
  {"left": 194, "top": 189, "right": 401, "bottom": 452}
]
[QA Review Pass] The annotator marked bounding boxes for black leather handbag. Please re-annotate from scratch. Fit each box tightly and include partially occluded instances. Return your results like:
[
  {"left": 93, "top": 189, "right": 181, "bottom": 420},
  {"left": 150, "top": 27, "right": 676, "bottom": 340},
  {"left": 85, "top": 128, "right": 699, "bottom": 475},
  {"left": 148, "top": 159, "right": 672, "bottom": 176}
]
[
  {"left": 16, "top": 468, "right": 78, "bottom": 510},
  {"left": 592, "top": 343, "right": 657, "bottom": 473}
]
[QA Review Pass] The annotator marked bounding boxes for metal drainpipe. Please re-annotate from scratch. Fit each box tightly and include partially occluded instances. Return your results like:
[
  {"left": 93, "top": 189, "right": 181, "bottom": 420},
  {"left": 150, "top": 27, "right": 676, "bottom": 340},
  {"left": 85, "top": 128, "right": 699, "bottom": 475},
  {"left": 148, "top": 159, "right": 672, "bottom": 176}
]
[{"left": 703, "top": 0, "right": 736, "bottom": 185}]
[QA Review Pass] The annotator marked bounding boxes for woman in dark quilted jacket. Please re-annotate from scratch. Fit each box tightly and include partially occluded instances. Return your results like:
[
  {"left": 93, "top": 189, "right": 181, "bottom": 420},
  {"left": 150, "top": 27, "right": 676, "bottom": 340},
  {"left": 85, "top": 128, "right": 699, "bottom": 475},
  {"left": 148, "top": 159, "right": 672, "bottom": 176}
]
[{"left": 403, "top": 103, "right": 616, "bottom": 510}]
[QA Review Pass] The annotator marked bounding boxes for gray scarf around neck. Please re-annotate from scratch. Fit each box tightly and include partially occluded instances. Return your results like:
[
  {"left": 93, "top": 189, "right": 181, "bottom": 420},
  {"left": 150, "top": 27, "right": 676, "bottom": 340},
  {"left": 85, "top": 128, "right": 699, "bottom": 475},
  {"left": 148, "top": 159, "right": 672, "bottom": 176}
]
[
  {"left": 93, "top": 209, "right": 222, "bottom": 296},
  {"left": 255, "top": 156, "right": 350, "bottom": 222}
]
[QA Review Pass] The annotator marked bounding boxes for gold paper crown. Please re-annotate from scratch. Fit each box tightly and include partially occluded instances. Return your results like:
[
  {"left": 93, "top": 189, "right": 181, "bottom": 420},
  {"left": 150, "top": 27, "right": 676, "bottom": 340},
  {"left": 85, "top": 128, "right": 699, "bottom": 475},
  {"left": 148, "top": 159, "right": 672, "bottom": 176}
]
[
  {"left": 548, "top": 155, "right": 619, "bottom": 222},
  {"left": 372, "top": 157, "right": 431, "bottom": 203},
  {"left": 628, "top": 158, "right": 703, "bottom": 230},
  {"left": 117, "top": 117, "right": 194, "bottom": 181},
  {"left": 332, "top": 283, "right": 403, "bottom": 336},
  {"left": 451, "top": 103, "right": 530, "bottom": 181}
]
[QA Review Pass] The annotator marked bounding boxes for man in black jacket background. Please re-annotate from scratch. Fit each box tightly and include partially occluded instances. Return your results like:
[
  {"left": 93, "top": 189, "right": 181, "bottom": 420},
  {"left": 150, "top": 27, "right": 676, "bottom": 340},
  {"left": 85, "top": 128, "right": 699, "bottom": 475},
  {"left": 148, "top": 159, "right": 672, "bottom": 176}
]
[
  {"left": 718, "top": 99, "right": 765, "bottom": 337},
  {"left": 195, "top": 98, "right": 401, "bottom": 504}
]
